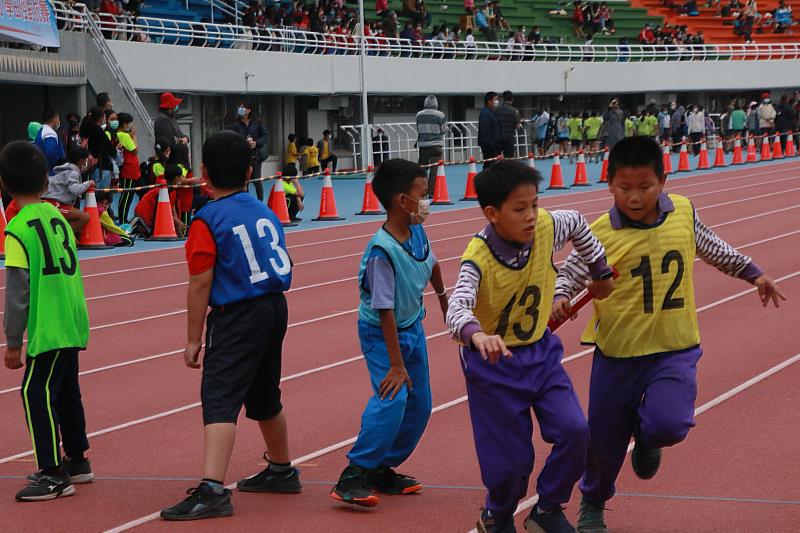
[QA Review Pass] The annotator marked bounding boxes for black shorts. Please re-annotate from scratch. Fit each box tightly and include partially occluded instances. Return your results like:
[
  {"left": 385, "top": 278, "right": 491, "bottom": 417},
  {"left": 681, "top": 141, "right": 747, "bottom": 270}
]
[
  {"left": 571, "top": 139, "right": 582, "bottom": 146},
  {"left": 201, "top": 292, "right": 288, "bottom": 425}
]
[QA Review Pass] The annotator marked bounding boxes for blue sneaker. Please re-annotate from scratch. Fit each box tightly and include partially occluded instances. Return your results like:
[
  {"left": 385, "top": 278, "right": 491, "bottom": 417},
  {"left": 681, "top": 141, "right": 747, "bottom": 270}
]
[
  {"left": 524, "top": 504, "right": 576, "bottom": 533},
  {"left": 477, "top": 508, "right": 517, "bottom": 533}
]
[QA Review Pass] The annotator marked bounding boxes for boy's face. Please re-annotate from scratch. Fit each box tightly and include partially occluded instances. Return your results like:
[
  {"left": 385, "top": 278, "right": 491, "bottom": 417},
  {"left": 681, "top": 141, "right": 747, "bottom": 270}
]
[
  {"left": 485, "top": 183, "right": 539, "bottom": 244},
  {"left": 397, "top": 176, "right": 429, "bottom": 222},
  {"left": 608, "top": 166, "right": 665, "bottom": 225}
]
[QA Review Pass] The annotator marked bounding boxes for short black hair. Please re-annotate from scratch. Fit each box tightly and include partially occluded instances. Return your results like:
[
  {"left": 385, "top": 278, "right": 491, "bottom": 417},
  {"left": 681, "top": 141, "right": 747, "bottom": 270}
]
[
  {"left": 484, "top": 91, "right": 498, "bottom": 106},
  {"left": 104, "top": 109, "right": 116, "bottom": 120},
  {"left": 87, "top": 107, "right": 105, "bottom": 123},
  {"left": 68, "top": 147, "right": 90, "bottom": 165},
  {"left": 372, "top": 158, "right": 426, "bottom": 209},
  {"left": 97, "top": 92, "right": 111, "bottom": 108},
  {"left": 155, "top": 137, "right": 173, "bottom": 157},
  {"left": 288, "top": 133, "right": 297, "bottom": 142},
  {"left": 202, "top": 131, "right": 252, "bottom": 188},
  {"left": 0, "top": 141, "right": 48, "bottom": 195},
  {"left": 42, "top": 107, "right": 59, "bottom": 124},
  {"left": 282, "top": 165, "right": 298, "bottom": 177},
  {"left": 503, "top": 90, "right": 514, "bottom": 102},
  {"left": 117, "top": 112, "right": 134, "bottom": 127},
  {"left": 323, "top": 129, "right": 331, "bottom": 136},
  {"left": 474, "top": 159, "right": 541, "bottom": 210},
  {"left": 95, "top": 191, "right": 113, "bottom": 204},
  {"left": 607, "top": 136, "right": 664, "bottom": 181},
  {"left": 164, "top": 164, "right": 183, "bottom": 184}
]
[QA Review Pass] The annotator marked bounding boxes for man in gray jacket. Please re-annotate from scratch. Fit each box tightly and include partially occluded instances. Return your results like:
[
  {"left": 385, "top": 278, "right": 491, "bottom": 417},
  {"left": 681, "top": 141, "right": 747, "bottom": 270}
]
[{"left": 416, "top": 95, "right": 448, "bottom": 195}]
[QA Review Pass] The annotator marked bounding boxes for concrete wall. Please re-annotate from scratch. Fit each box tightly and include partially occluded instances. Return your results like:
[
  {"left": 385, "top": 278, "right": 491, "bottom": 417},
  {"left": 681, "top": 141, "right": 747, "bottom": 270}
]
[{"left": 107, "top": 40, "right": 800, "bottom": 95}]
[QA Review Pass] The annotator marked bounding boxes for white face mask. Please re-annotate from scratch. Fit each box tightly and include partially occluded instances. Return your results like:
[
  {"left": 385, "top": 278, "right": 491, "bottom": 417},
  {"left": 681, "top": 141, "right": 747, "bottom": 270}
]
[
  {"left": 492, "top": 99, "right": 500, "bottom": 109},
  {"left": 403, "top": 195, "right": 431, "bottom": 224}
]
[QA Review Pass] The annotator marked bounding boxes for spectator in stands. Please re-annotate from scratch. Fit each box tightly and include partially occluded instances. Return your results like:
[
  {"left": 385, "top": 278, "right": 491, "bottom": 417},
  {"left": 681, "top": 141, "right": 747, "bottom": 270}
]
[
  {"left": 80, "top": 106, "right": 118, "bottom": 190},
  {"left": 475, "top": 5, "right": 496, "bottom": 41},
  {"left": 99, "top": 0, "right": 121, "bottom": 38},
  {"left": 617, "top": 36, "right": 631, "bottom": 62},
  {"left": 775, "top": 95, "right": 797, "bottom": 151},
  {"left": 573, "top": 1, "right": 586, "bottom": 37},
  {"left": 494, "top": 91, "right": 520, "bottom": 158},
  {"left": 35, "top": 108, "right": 66, "bottom": 175},
  {"left": 639, "top": 23, "right": 656, "bottom": 44},
  {"left": 734, "top": 12, "right": 754, "bottom": 42},
  {"left": 597, "top": 2, "right": 615, "bottom": 34},
  {"left": 228, "top": 101, "right": 269, "bottom": 201},
  {"left": 478, "top": 92, "right": 502, "bottom": 169},
  {"left": 686, "top": 105, "right": 706, "bottom": 155},
  {"left": 600, "top": 98, "right": 625, "bottom": 148},
  {"left": 382, "top": 10, "right": 399, "bottom": 39},
  {"left": 774, "top": 1, "right": 793, "bottom": 33},
  {"left": 97, "top": 92, "right": 113, "bottom": 111},
  {"left": 376, "top": 0, "right": 389, "bottom": 17},
  {"left": 465, "top": 0, "right": 475, "bottom": 14},
  {"left": 416, "top": 95, "right": 448, "bottom": 194},
  {"left": 757, "top": 95, "right": 777, "bottom": 138},
  {"left": 490, "top": 1, "right": 510, "bottom": 32},
  {"left": 154, "top": 92, "right": 189, "bottom": 146},
  {"left": 318, "top": 130, "right": 338, "bottom": 172},
  {"left": 682, "top": 0, "right": 700, "bottom": 16},
  {"left": 528, "top": 26, "right": 543, "bottom": 45}
]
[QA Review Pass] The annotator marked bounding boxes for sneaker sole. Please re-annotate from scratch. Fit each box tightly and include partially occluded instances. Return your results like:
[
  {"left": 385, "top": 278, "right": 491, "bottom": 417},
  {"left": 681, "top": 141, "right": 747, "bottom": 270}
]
[
  {"left": 16, "top": 484, "right": 76, "bottom": 502},
  {"left": 577, "top": 527, "right": 610, "bottom": 533},
  {"left": 523, "top": 518, "right": 547, "bottom": 533},
  {"left": 329, "top": 490, "right": 379, "bottom": 508},
  {"left": 69, "top": 473, "right": 95, "bottom": 484},
  {"left": 374, "top": 483, "right": 422, "bottom": 495},
  {"left": 237, "top": 483, "right": 302, "bottom": 494},
  {"left": 160, "top": 505, "right": 234, "bottom": 521}
]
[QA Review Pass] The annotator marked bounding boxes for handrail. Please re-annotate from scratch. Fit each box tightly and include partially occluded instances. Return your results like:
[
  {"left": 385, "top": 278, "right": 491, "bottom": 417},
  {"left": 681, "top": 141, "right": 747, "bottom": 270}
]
[
  {"left": 71, "top": 3, "right": 154, "bottom": 140},
  {"left": 50, "top": 1, "right": 800, "bottom": 62}
]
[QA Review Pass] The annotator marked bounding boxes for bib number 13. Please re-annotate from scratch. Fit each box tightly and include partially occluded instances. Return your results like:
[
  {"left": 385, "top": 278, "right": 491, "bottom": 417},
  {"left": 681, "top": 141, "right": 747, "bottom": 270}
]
[
  {"left": 495, "top": 285, "right": 541, "bottom": 342},
  {"left": 232, "top": 218, "right": 291, "bottom": 284},
  {"left": 630, "top": 250, "right": 685, "bottom": 313}
]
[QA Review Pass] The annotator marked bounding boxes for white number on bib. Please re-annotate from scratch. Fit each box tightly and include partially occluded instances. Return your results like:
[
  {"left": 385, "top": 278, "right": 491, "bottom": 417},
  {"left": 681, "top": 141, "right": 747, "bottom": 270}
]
[{"left": 232, "top": 218, "right": 291, "bottom": 284}]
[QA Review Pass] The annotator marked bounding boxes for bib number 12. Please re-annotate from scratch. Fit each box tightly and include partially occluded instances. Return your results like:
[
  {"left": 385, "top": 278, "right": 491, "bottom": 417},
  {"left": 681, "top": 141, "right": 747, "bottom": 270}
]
[
  {"left": 232, "top": 218, "right": 291, "bottom": 284},
  {"left": 630, "top": 250, "right": 685, "bottom": 313}
]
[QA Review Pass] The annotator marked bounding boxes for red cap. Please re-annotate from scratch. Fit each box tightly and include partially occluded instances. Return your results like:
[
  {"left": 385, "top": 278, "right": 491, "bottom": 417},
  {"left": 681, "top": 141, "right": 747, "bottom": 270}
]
[{"left": 159, "top": 92, "right": 183, "bottom": 109}]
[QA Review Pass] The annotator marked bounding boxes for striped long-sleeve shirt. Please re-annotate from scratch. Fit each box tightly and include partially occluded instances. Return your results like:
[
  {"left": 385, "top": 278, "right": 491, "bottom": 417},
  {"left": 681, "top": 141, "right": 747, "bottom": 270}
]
[
  {"left": 554, "top": 194, "right": 764, "bottom": 301},
  {"left": 446, "top": 211, "right": 612, "bottom": 345},
  {"left": 416, "top": 96, "right": 448, "bottom": 148}
]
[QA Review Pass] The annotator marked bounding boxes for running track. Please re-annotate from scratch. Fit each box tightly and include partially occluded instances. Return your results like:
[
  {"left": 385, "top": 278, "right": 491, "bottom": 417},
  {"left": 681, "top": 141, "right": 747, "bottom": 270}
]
[{"left": 0, "top": 161, "right": 798, "bottom": 533}]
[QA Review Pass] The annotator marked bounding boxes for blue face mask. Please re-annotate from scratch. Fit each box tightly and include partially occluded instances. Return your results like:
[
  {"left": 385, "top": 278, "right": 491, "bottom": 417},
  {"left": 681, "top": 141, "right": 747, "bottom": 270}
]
[
  {"left": 109, "top": 120, "right": 119, "bottom": 130},
  {"left": 237, "top": 106, "right": 247, "bottom": 117},
  {"left": 174, "top": 105, "right": 179, "bottom": 112}
]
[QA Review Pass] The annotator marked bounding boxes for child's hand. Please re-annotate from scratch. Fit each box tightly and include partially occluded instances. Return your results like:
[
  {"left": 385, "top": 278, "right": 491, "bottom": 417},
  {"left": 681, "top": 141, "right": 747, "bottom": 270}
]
[
  {"left": 589, "top": 277, "right": 615, "bottom": 300},
  {"left": 184, "top": 341, "right": 202, "bottom": 369},
  {"left": 437, "top": 292, "right": 449, "bottom": 321},
  {"left": 175, "top": 220, "right": 187, "bottom": 237},
  {"left": 471, "top": 332, "right": 512, "bottom": 364},
  {"left": 551, "top": 296, "right": 575, "bottom": 324},
  {"left": 380, "top": 365, "right": 412, "bottom": 400},
  {"left": 754, "top": 274, "right": 787, "bottom": 308},
  {"left": 4, "top": 347, "right": 23, "bottom": 370},
  {"left": 87, "top": 180, "right": 96, "bottom": 189}
]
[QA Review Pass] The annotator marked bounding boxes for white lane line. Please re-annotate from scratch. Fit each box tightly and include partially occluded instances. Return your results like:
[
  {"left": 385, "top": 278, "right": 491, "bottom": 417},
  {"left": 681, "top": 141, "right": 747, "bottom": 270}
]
[{"left": 482, "top": 349, "right": 800, "bottom": 532}]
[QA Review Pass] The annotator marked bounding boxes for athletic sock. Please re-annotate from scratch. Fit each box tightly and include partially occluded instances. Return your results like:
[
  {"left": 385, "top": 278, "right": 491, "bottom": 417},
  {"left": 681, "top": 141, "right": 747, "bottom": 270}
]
[
  {"left": 202, "top": 478, "right": 225, "bottom": 494},
  {"left": 268, "top": 461, "right": 292, "bottom": 474}
]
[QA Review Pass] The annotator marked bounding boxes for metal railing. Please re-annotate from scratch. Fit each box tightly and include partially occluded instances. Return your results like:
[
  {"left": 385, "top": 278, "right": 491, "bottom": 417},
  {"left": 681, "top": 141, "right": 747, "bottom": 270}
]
[{"left": 51, "top": 1, "right": 800, "bottom": 62}]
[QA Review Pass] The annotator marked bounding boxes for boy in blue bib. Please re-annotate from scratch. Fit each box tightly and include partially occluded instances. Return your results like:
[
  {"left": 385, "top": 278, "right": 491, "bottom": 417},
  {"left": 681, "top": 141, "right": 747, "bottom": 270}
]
[{"left": 331, "top": 159, "right": 449, "bottom": 507}]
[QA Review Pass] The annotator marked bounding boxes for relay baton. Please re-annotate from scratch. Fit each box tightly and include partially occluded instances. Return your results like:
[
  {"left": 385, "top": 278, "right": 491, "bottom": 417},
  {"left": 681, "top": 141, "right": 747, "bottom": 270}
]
[{"left": 548, "top": 268, "right": 619, "bottom": 332}]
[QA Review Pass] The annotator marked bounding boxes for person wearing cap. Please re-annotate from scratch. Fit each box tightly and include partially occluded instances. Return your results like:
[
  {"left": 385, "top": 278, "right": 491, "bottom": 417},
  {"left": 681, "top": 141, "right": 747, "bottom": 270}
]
[{"left": 154, "top": 92, "right": 190, "bottom": 146}]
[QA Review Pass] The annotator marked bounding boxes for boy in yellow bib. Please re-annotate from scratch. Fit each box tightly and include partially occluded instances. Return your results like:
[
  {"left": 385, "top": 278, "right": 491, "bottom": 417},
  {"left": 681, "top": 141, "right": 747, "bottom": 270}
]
[
  {"left": 447, "top": 160, "right": 615, "bottom": 533},
  {"left": 553, "top": 137, "right": 786, "bottom": 533}
]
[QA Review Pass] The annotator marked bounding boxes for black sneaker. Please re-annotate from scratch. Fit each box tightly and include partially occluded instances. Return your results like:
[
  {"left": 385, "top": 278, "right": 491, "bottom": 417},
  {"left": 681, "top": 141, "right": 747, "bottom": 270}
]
[
  {"left": 366, "top": 465, "right": 422, "bottom": 495},
  {"left": 16, "top": 471, "right": 75, "bottom": 502},
  {"left": 28, "top": 457, "right": 94, "bottom": 484},
  {"left": 524, "top": 504, "right": 576, "bottom": 533},
  {"left": 237, "top": 457, "right": 301, "bottom": 494},
  {"left": 577, "top": 498, "right": 609, "bottom": 533},
  {"left": 631, "top": 441, "right": 662, "bottom": 480},
  {"left": 330, "top": 464, "right": 379, "bottom": 507},
  {"left": 477, "top": 508, "right": 517, "bottom": 533},
  {"left": 160, "top": 482, "right": 233, "bottom": 521}
]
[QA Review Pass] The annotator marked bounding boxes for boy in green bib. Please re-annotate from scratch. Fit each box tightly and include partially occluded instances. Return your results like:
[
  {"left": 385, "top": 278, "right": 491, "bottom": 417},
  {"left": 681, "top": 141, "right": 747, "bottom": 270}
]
[{"left": 1, "top": 142, "right": 91, "bottom": 502}]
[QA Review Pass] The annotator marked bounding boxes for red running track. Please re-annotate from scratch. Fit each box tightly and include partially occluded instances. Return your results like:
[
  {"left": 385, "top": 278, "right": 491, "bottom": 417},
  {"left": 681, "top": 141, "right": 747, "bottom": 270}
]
[{"left": 0, "top": 161, "right": 798, "bottom": 533}]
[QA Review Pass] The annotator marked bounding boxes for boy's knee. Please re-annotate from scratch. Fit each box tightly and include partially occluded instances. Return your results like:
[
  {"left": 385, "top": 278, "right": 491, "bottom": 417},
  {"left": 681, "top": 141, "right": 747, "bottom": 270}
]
[{"left": 641, "top": 417, "right": 692, "bottom": 448}]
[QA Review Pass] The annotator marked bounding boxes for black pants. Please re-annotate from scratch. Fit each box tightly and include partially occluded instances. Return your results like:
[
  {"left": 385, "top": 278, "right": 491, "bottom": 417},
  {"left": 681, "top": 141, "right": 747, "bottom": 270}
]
[
  {"left": 250, "top": 158, "right": 264, "bottom": 202},
  {"left": 286, "top": 194, "right": 301, "bottom": 220},
  {"left": 689, "top": 132, "right": 703, "bottom": 155},
  {"left": 320, "top": 155, "right": 338, "bottom": 172},
  {"left": 117, "top": 178, "right": 145, "bottom": 225},
  {"left": 21, "top": 349, "right": 89, "bottom": 470},
  {"left": 501, "top": 139, "right": 516, "bottom": 159},
  {"left": 418, "top": 145, "right": 443, "bottom": 196},
  {"left": 480, "top": 145, "right": 501, "bottom": 169}
]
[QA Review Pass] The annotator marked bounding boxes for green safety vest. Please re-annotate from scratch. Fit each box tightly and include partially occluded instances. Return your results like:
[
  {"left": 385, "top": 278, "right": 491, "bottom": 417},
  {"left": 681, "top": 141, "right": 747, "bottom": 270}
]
[{"left": 5, "top": 203, "right": 89, "bottom": 356}]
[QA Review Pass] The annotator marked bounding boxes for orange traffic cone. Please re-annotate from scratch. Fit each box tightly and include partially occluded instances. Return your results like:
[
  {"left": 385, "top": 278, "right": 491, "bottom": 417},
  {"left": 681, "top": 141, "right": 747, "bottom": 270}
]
[
  {"left": 313, "top": 168, "right": 345, "bottom": 221},
  {"left": 527, "top": 152, "right": 537, "bottom": 170},
  {"left": 599, "top": 148, "right": 609, "bottom": 183},
  {"left": 713, "top": 139, "right": 727, "bottom": 167},
  {"left": 746, "top": 136, "right": 758, "bottom": 162},
  {"left": 662, "top": 142, "right": 673, "bottom": 174},
  {"left": 772, "top": 135, "right": 784, "bottom": 159},
  {"left": 760, "top": 136, "right": 772, "bottom": 161},
  {"left": 697, "top": 141, "right": 710, "bottom": 170},
  {"left": 149, "top": 179, "right": 182, "bottom": 241},
  {"left": 432, "top": 161, "right": 453, "bottom": 205},
  {"left": 547, "top": 153, "right": 566, "bottom": 190},
  {"left": 572, "top": 150, "right": 590, "bottom": 186},
  {"left": 357, "top": 165, "right": 384, "bottom": 214},
  {"left": 0, "top": 200, "right": 7, "bottom": 259},
  {"left": 267, "top": 172, "right": 280, "bottom": 207},
  {"left": 78, "top": 187, "right": 112, "bottom": 249},
  {"left": 461, "top": 157, "right": 478, "bottom": 201},
  {"left": 786, "top": 134, "right": 797, "bottom": 157},
  {"left": 732, "top": 138, "right": 745, "bottom": 164},
  {"left": 268, "top": 177, "right": 297, "bottom": 227},
  {"left": 677, "top": 140, "right": 691, "bottom": 172}
]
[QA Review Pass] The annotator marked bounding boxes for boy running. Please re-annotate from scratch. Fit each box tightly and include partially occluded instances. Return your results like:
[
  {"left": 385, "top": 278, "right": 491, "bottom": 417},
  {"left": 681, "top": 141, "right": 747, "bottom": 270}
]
[
  {"left": 331, "top": 159, "right": 449, "bottom": 507},
  {"left": 161, "top": 131, "right": 300, "bottom": 521},
  {"left": 552, "top": 137, "right": 786, "bottom": 533},
  {"left": 447, "top": 160, "right": 615, "bottom": 533},
  {"left": 1, "top": 141, "right": 92, "bottom": 502}
]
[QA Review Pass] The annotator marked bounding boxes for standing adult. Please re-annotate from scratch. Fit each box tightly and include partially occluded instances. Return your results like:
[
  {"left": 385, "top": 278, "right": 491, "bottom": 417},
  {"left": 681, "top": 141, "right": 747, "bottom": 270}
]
[
  {"left": 318, "top": 130, "right": 338, "bottom": 172},
  {"left": 478, "top": 91, "right": 502, "bottom": 169},
  {"left": 154, "top": 92, "right": 190, "bottom": 146},
  {"left": 80, "top": 107, "right": 118, "bottom": 190},
  {"left": 416, "top": 95, "right": 448, "bottom": 194},
  {"left": 34, "top": 108, "right": 65, "bottom": 175},
  {"left": 774, "top": 95, "right": 797, "bottom": 152},
  {"left": 670, "top": 104, "right": 686, "bottom": 152},
  {"left": 686, "top": 105, "right": 706, "bottom": 155},
  {"left": 496, "top": 91, "right": 522, "bottom": 158},
  {"left": 599, "top": 98, "right": 625, "bottom": 149},
  {"left": 228, "top": 101, "right": 269, "bottom": 201},
  {"left": 757, "top": 95, "right": 777, "bottom": 141},
  {"left": 97, "top": 92, "right": 113, "bottom": 111}
]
